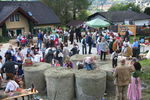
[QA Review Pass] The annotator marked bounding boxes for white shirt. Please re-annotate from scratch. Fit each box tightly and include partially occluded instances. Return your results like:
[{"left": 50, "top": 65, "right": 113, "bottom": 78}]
[
  {"left": 33, "top": 54, "right": 42, "bottom": 63},
  {"left": 84, "top": 57, "right": 92, "bottom": 64},
  {"left": 5, "top": 80, "right": 19, "bottom": 92},
  {"left": 123, "top": 41, "right": 130, "bottom": 47}
]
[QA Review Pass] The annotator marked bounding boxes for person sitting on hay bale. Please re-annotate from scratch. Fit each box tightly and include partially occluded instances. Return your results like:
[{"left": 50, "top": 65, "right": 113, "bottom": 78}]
[
  {"left": 76, "top": 61, "right": 84, "bottom": 70},
  {"left": 64, "top": 56, "right": 73, "bottom": 69},
  {"left": 83, "top": 56, "right": 96, "bottom": 70}
]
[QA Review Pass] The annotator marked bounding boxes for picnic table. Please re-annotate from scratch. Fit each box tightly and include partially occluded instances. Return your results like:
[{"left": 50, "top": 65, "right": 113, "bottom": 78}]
[{"left": 2, "top": 89, "right": 38, "bottom": 100}]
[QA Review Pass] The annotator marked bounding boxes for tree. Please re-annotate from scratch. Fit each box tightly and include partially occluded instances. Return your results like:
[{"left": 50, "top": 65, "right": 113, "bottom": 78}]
[
  {"left": 144, "top": 7, "right": 150, "bottom": 16},
  {"left": 108, "top": 3, "right": 141, "bottom": 13},
  {"left": 72, "top": 0, "right": 92, "bottom": 20},
  {"left": 40, "top": 0, "right": 92, "bottom": 24},
  {"left": 2, "top": 23, "right": 8, "bottom": 37}
]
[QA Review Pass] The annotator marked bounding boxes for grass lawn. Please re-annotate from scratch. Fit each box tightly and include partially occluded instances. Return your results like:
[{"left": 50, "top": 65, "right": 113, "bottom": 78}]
[
  {"left": 139, "top": 59, "right": 150, "bottom": 81},
  {"left": 139, "top": 59, "right": 150, "bottom": 68},
  {"left": 139, "top": 59, "right": 150, "bottom": 100}
]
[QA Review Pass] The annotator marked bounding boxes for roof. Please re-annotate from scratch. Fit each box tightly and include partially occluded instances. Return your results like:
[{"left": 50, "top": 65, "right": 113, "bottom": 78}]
[
  {"left": 88, "top": 10, "right": 150, "bottom": 22},
  {"left": 0, "top": 1, "right": 60, "bottom": 25},
  {"left": 0, "top": 6, "right": 38, "bottom": 26},
  {"left": 67, "top": 20, "right": 84, "bottom": 26}
]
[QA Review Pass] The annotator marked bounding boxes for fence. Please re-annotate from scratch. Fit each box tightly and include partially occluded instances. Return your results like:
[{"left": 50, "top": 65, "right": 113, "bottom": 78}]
[{"left": 109, "top": 25, "right": 150, "bottom": 36}]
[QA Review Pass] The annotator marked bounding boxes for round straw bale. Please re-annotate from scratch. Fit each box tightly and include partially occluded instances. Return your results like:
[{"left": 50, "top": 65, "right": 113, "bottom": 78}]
[
  {"left": 45, "top": 68, "right": 75, "bottom": 100},
  {"left": 100, "top": 64, "right": 115, "bottom": 95},
  {"left": 75, "top": 69, "right": 106, "bottom": 100},
  {"left": 24, "top": 62, "right": 50, "bottom": 94}
]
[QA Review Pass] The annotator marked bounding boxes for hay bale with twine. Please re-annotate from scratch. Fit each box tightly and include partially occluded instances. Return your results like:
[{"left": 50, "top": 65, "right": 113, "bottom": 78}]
[
  {"left": 24, "top": 62, "right": 50, "bottom": 94},
  {"left": 75, "top": 69, "right": 106, "bottom": 100},
  {"left": 100, "top": 64, "right": 115, "bottom": 95},
  {"left": 45, "top": 68, "right": 75, "bottom": 100}
]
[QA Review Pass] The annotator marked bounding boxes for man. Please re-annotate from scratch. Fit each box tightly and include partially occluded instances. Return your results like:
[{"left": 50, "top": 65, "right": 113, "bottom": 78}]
[
  {"left": 75, "top": 27, "right": 81, "bottom": 43},
  {"left": 69, "top": 29, "right": 74, "bottom": 44},
  {"left": 37, "top": 30, "right": 43, "bottom": 49},
  {"left": 2, "top": 57, "right": 21, "bottom": 79},
  {"left": 132, "top": 38, "right": 140, "bottom": 58},
  {"left": 81, "top": 35, "right": 87, "bottom": 54},
  {"left": 87, "top": 33, "right": 93, "bottom": 54},
  {"left": 114, "top": 59, "right": 134, "bottom": 100}
]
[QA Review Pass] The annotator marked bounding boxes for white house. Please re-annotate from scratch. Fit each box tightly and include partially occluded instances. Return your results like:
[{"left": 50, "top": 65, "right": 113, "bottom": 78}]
[{"left": 88, "top": 10, "right": 150, "bottom": 26}]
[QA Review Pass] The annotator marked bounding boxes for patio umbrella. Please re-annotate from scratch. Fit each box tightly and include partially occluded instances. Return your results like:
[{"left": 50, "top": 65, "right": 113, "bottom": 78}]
[{"left": 85, "top": 18, "right": 110, "bottom": 28}]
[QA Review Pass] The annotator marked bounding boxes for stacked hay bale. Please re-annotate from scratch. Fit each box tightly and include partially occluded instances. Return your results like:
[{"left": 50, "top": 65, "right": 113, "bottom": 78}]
[
  {"left": 75, "top": 69, "right": 106, "bottom": 100},
  {"left": 100, "top": 64, "right": 115, "bottom": 95},
  {"left": 24, "top": 62, "right": 50, "bottom": 94},
  {"left": 45, "top": 68, "right": 75, "bottom": 100}
]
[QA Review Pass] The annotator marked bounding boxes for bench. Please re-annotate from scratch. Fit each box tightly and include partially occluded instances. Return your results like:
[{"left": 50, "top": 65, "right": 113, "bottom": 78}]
[{"left": 2, "top": 90, "right": 38, "bottom": 100}]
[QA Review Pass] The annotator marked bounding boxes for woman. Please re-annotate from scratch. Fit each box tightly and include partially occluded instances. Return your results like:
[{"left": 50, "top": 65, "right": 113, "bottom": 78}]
[
  {"left": 24, "top": 53, "right": 33, "bottom": 66},
  {"left": 122, "top": 38, "right": 130, "bottom": 52},
  {"left": 5, "top": 74, "right": 19, "bottom": 93},
  {"left": 127, "top": 62, "right": 142, "bottom": 100},
  {"left": 97, "top": 38, "right": 108, "bottom": 60}
]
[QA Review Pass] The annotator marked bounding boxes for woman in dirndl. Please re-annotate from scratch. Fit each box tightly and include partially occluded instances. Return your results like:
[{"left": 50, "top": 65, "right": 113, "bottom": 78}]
[{"left": 127, "top": 62, "right": 142, "bottom": 100}]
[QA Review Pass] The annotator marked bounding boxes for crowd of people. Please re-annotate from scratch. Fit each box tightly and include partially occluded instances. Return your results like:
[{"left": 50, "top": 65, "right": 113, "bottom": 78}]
[{"left": 0, "top": 25, "right": 146, "bottom": 100}]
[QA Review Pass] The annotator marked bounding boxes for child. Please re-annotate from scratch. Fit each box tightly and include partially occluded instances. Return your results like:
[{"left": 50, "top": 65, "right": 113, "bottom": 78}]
[
  {"left": 64, "top": 57, "right": 73, "bottom": 69},
  {"left": 77, "top": 61, "right": 84, "bottom": 70},
  {"left": 111, "top": 50, "right": 119, "bottom": 68},
  {"left": 83, "top": 56, "right": 96, "bottom": 70}
]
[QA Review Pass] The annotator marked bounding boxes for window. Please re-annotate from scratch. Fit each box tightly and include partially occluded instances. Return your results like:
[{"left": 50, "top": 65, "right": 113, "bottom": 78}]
[
  {"left": 10, "top": 14, "right": 20, "bottom": 22},
  {"left": 15, "top": 14, "right": 20, "bottom": 21},
  {"left": 10, "top": 15, "right": 15, "bottom": 22}
]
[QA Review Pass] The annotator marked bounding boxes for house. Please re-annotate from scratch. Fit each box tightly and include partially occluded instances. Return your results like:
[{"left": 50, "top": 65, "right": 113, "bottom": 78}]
[
  {"left": 0, "top": 1, "right": 60, "bottom": 36},
  {"left": 67, "top": 20, "right": 84, "bottom": 26},
  {"left": 88, "top": 10, "right": 150, "bottom": 26}
]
